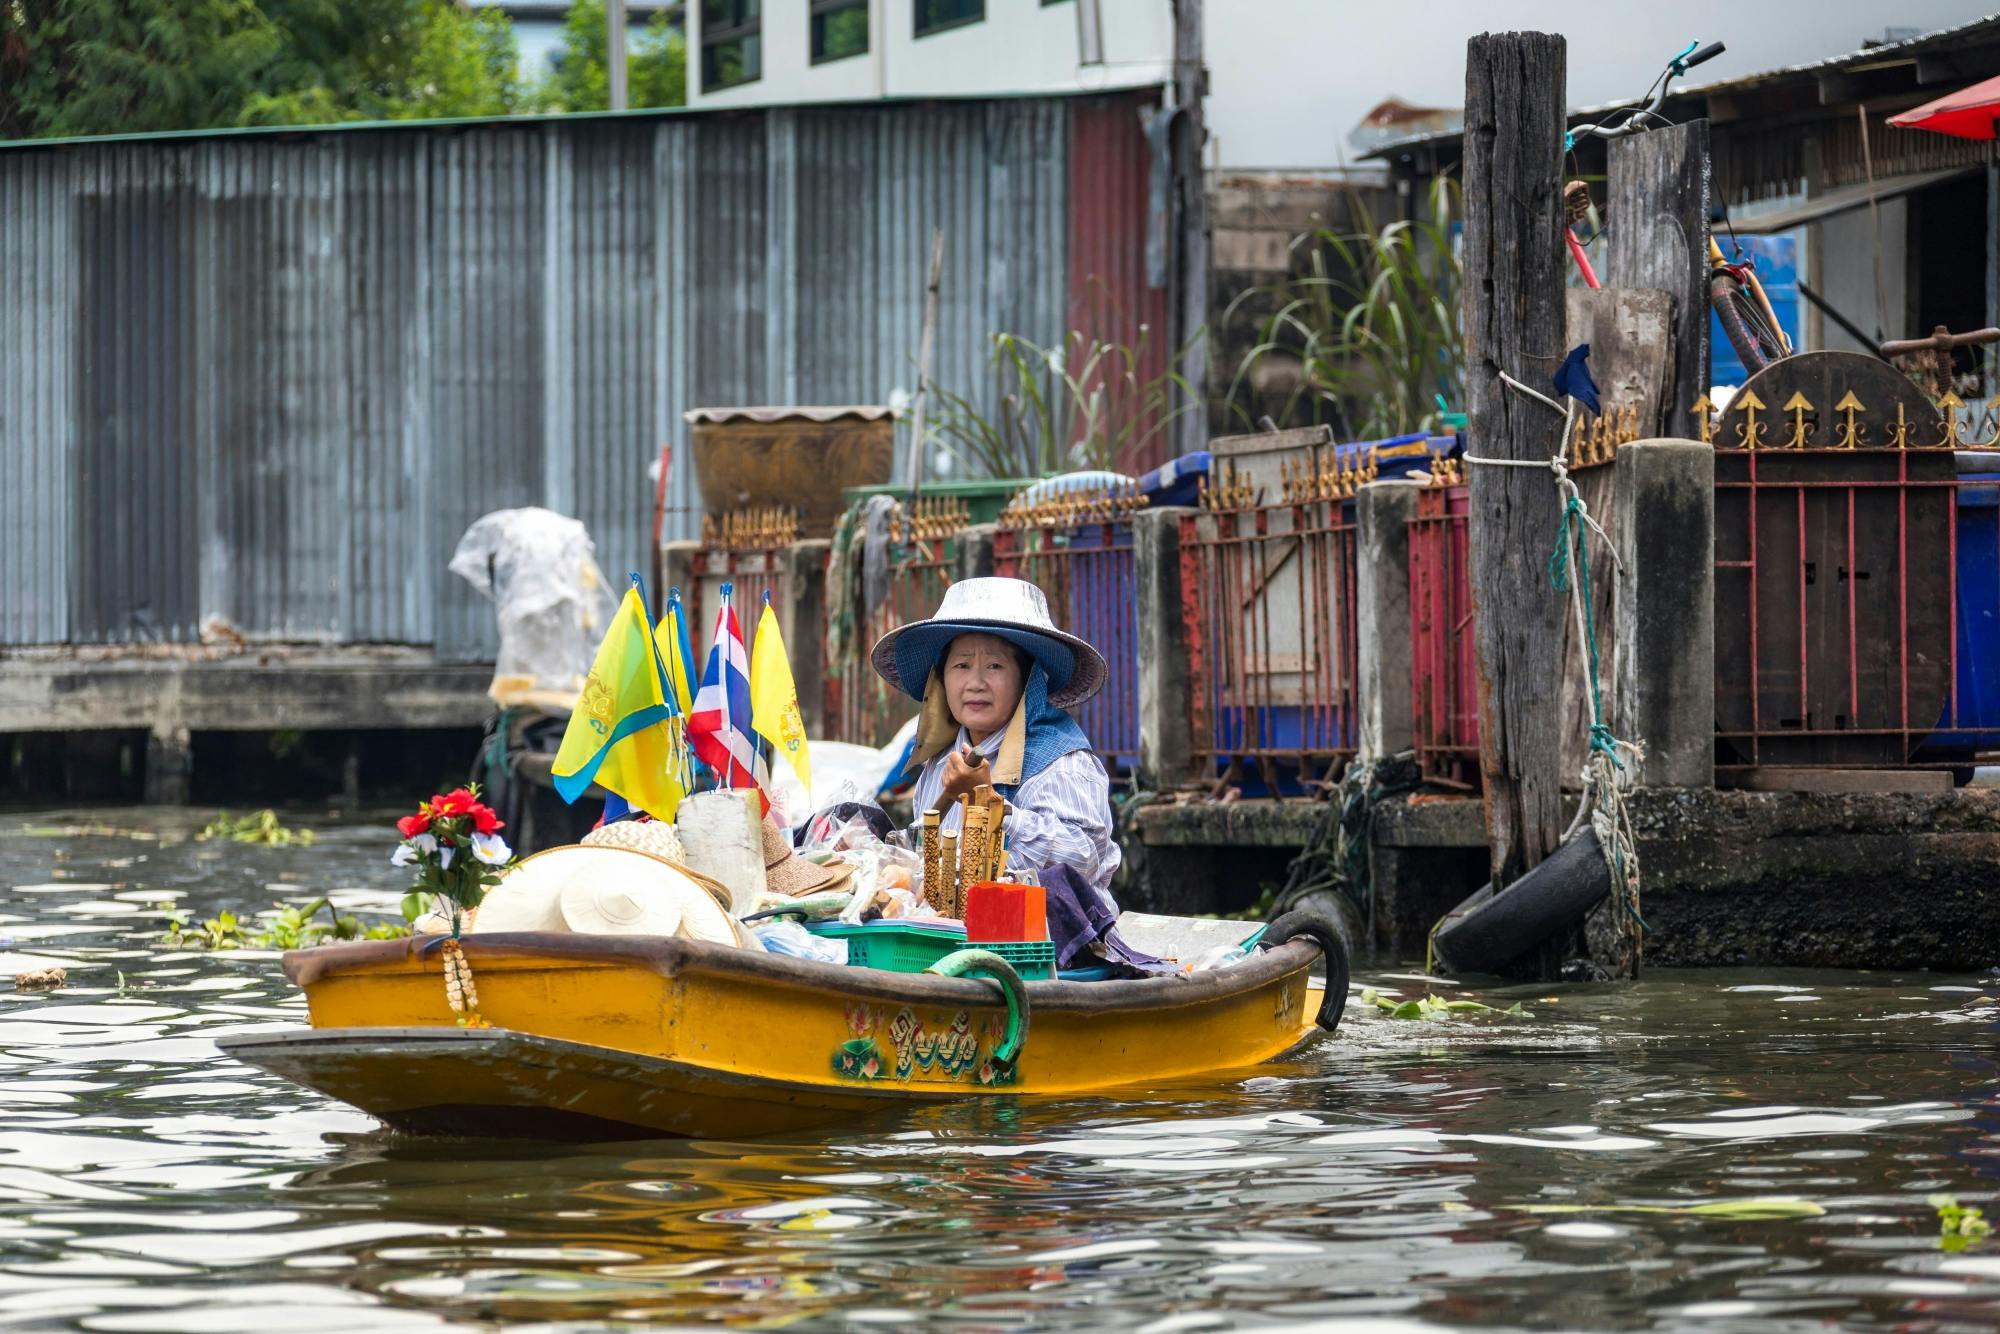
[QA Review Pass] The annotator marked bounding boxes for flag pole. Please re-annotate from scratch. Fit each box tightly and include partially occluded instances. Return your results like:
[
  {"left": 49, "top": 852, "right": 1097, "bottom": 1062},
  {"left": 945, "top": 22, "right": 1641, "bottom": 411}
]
[{"left": 720, "top": 581, "right": 737, "bottom": 791}]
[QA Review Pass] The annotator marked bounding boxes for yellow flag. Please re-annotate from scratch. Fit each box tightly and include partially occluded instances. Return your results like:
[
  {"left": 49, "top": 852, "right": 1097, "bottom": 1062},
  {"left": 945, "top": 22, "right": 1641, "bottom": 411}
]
[
  {"left": 750, "top": 601, "right": 812, "bottom": 794},
  {"left": 552, "top": 587, "right": 686, "bottom": 820}
]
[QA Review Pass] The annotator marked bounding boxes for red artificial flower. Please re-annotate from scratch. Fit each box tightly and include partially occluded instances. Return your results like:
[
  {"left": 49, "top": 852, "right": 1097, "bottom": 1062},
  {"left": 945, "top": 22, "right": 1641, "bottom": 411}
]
[
  {"left": 433, "top": 788, "right": 476, "bottom": 817},
  {"left": 470, "top": 803, "right": 504, "bottom": 835},
  {"left": 396, "top": 811, "right": 431, "bottom": 839}
]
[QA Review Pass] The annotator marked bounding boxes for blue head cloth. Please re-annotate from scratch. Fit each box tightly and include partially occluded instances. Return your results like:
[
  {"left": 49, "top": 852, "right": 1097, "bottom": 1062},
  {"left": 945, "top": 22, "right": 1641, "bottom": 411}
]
[
  {"left": 1552, "top": 343, "right": 1602, "bottom": 416},
  {"left": 1000, "top": 664, "right": 1094, "bottom": 795}
]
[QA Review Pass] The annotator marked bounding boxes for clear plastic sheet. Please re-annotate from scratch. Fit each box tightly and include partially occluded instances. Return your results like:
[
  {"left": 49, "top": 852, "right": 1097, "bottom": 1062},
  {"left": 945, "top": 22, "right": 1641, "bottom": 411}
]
[{"left": 449, "top": 508, "right": 613, "bottom": 714}]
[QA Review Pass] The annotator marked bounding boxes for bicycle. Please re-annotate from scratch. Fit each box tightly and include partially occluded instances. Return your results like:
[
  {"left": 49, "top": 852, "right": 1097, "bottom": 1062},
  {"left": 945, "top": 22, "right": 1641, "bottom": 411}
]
[{"left": 1565, "top": 40, "right": 1794, "bottom": 376}]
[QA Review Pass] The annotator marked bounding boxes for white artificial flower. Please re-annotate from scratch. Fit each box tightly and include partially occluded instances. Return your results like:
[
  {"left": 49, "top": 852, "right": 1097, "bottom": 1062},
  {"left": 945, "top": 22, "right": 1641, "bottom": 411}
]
[
  {"left": 438, "top": 844, "right": 455, "bottom": 871},
  {"left": 471, "top": 832, "right": 512, "bottom": 866},
  {"left": 411, "top": 833, "right": 439, "bottom": 856},
  {"left": 888, "top": 387, "right": 913, "bottom": 413},
  {"left": 390, "top": 844, "right": 418, "bottom": 867}
]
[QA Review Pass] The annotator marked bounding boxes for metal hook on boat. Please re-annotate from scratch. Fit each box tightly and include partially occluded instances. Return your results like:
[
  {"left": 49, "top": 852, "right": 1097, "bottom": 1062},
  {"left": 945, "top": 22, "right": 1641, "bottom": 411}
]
[
  {"left": 1259, "top": 911, "right": 1351, "bottom": 1032},
  {"left": 926, "top": 949, "right": 1030, "bottom": 1075}
]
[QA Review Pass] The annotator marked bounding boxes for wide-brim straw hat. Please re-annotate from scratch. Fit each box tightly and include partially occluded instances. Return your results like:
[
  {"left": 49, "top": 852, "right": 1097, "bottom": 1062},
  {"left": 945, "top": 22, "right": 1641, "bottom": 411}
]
[
  {"left": 869, "top": 576, "right": 1107, "bottom": 709},
  {"left": 761, "top": 817, "right": 854, "bottom": 897},
  {"left": 470, "top": 845, "right": 737, "bottom": 944},
  {"left": 582, "top": 817, "right": 688, "bottom": 864}
]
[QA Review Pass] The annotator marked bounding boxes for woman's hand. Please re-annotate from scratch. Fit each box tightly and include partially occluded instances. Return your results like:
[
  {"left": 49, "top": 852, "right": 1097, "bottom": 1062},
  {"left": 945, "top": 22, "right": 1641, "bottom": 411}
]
[{"left": 933, "top": 747, "right": 990, "bottom": 809}]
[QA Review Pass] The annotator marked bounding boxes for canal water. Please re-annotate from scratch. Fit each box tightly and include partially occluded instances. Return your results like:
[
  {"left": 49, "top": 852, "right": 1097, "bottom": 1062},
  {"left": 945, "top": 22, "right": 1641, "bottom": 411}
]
[{"left": 2, "top": 809, "right": 1997, "bottom": 1332}]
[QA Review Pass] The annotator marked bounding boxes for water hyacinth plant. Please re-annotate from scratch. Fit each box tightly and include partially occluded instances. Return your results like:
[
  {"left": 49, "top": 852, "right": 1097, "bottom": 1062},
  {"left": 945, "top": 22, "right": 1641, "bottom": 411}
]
[
  {"left": 928, "top": 321, "right": 1203, "bottom": 478},
  {"left": 1226, "top": 176, "right": 1465, "bottom": 440}
]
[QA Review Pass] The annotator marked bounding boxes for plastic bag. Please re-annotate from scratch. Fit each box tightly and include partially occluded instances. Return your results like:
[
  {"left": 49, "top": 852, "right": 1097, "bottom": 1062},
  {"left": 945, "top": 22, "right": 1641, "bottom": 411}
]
[
  {"left": 450, "top": 508, "right": 613, "bottom": 714},
  {"left": 754, "top": 920, "right": 848, "bottom": 965}
]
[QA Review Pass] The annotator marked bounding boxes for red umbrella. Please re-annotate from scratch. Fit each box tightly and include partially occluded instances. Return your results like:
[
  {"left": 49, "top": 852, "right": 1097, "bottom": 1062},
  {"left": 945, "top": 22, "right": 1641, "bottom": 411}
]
[{"left": 1887, "top": 74, "right": 2000, "bottom": 139}]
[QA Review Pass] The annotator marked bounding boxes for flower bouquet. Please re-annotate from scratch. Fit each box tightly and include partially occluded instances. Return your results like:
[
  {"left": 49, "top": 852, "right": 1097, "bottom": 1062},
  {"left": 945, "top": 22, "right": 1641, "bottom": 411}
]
[{"left": 391, "top": 785, "right": 514, "bottom": 1024}]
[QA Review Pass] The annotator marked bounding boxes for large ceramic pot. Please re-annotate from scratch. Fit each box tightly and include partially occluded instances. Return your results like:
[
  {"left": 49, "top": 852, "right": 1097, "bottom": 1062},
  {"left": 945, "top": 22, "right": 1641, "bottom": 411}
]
[{"left": 687, "top": 406, "right": 897, "bottom": 538}]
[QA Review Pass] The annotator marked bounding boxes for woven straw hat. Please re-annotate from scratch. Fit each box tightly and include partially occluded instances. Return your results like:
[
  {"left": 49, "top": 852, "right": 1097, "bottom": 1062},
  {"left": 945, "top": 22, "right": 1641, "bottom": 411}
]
[
  {"left": 583, "top": 817, "right": 688, "bottom": 863},
  {"left": 470, "top": 845, "right": 737, "bottom": 944},
  {"left": 869, "top": 577, "right": 1106, "bottom": 709},
  {"left": 761, "top": 817, "right": 853, "bottom": 897}
]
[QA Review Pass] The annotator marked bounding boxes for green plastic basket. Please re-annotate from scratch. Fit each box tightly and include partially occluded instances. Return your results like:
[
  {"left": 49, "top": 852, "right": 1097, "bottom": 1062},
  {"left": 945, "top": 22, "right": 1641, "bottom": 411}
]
[
  {"left": 965, "top": 938, "right": 1057, "bottom": 981},
  {"left": 840, "top": 478, "right": 1039, "bottom": 527},
  {"left": 808, "top": 921, "right": 967, "bottom": 973}
]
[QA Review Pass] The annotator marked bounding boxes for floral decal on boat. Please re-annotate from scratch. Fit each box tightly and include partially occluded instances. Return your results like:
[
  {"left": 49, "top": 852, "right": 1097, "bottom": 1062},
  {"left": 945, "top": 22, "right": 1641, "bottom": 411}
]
[{"left": 832, "top": 1007, "right": 1015, "bottom": 1085}]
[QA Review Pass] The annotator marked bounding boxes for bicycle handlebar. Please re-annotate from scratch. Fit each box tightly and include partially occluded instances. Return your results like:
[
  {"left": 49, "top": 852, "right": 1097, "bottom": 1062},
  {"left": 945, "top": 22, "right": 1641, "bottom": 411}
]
[
  {"left": 1679, "top": 41, "right": 1726, "bottom": 73},
  {"left": 1569, "top": 40, "right": 1726, "bottom": 146}
]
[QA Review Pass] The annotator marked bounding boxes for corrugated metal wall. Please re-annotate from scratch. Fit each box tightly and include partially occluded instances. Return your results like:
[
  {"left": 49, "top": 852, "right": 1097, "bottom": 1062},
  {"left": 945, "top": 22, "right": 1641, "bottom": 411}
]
[{"left": 0, "top": 94, "right": 1132, "bottom": 658}]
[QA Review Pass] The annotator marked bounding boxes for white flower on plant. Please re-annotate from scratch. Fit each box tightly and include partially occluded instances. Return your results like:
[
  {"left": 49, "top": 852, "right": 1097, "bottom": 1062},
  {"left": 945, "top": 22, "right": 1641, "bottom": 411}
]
[
  {"left": 471, "top": 832, "right": 512, "bottom": 866},
  {"left": 887, "top": 387, "right": 913, "bottom": 413},
  {"left": 1047, "top": 345, "right": 1065, "bottom": 376},
  {"left": 411, "top": 833, "right": 438, "bottom": 856},
  {"left": 933, "top": 449, "right": 955, "bottom": 477},
  {"left": 390, "top": 844, "right": 418, "bottom": 868},
  {"left": 438, "top": 844, "right": 455, "bottom": 871}
]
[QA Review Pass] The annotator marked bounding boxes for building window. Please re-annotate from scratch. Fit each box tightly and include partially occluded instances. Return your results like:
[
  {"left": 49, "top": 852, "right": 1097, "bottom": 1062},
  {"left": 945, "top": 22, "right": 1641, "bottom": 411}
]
[
  {"left": 702, "top": 0, "right": 761, "bottom": 91},
  {"left": 810, "top": 0, "right": 868, "bottom": 63},
  {"left": 914, "top": 0, "right": 982, "bottom": 39}
]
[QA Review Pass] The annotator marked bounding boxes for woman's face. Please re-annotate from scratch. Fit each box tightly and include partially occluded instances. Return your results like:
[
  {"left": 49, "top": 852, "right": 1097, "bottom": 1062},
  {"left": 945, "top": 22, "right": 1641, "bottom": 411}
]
[{"left": 941, "top": 633, "right": 1025, "bottom": 738}]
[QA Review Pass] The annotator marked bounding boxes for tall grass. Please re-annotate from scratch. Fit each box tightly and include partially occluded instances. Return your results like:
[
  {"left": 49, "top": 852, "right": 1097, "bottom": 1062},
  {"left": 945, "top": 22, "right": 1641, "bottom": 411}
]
[
  {"left": 929, "top": 324, "right": 1203, "bottom": 478},
  {"left": 1226, "top": 176, "right": 1465, "bottom": 440}
]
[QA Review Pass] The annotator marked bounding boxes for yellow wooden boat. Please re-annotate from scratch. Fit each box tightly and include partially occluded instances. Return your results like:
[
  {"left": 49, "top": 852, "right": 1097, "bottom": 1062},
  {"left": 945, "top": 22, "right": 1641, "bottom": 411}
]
[{"left": 222, "top": 913, "right": 1348, "bottom": 1139}]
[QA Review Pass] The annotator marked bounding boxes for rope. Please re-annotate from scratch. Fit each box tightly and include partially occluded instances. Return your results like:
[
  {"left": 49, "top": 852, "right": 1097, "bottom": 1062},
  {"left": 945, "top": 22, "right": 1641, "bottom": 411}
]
[{"left": 1458, "top": 372, "right": 1647, "bottom": 975}]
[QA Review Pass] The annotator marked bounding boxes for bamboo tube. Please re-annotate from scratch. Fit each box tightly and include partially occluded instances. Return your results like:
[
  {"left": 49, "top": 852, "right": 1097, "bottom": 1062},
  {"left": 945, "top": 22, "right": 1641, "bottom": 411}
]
[
  {"left": 920, "top": 810, "right": 943, "bottom": 913},
  {"left": 960, "top": 803, "right": 990, "bottom": 916},
  {"left": 940, "top": 830, "right": 959, "bottom": 919}
]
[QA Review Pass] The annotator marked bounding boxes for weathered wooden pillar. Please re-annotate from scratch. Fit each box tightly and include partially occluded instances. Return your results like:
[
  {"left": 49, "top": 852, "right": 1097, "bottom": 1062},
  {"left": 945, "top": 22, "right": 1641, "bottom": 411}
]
[
  {"left": 1606, "top": 122, "right": 1712, "bottom": 434},
  {"left": 1462, "top": 31, "right": 1570, "bottom": 889}
]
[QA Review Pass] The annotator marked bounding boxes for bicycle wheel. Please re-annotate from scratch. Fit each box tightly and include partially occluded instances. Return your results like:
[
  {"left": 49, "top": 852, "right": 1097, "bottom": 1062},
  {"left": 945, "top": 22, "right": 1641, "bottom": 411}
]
[{"left": 1711, "top": 271, "right": 1787, "bottom": 374}]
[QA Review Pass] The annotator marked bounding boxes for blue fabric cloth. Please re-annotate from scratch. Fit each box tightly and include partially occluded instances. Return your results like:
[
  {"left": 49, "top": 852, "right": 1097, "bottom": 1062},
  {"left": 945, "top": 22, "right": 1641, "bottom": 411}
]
[
  {"left": 890, "top": 624, "right": 1077, "bottom": 704},
  {"left": 998, "top": 665, "right": 1092, "bottom": 796},
  {"left": 1553, "top": 343, "right": 1602, "bottom": 416}
]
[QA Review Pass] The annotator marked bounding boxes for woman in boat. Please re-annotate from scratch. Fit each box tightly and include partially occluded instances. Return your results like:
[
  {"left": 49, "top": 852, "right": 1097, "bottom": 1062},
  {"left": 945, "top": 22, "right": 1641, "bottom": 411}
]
[{"left": 870, "top": 577, "right": 1120, "bottom": 907}]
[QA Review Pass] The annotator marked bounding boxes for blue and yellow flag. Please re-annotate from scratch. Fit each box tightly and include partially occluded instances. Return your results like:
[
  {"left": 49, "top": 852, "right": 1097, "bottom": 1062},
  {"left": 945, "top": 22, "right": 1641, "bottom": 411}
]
[
  {"left": 553, "top": 586, "right": 686, "bottom": 819},
  {"left": 750, "top": 598, "right": 812, "bottom": 794},
  {"left": 656, "top": 588, "right": 700, "bottom": 717}
]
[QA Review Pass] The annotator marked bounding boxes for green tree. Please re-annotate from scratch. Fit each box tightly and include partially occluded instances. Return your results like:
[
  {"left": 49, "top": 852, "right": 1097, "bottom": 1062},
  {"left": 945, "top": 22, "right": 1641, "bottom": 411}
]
[
  {"left": 0, "top": 0, "right": 284, "bottom": 139},
  {"left": 532, "top": 0, "right": 685, "bottom": 113},
  {"left": 1, "top": 0, "right": 524, "bottom": 141}
]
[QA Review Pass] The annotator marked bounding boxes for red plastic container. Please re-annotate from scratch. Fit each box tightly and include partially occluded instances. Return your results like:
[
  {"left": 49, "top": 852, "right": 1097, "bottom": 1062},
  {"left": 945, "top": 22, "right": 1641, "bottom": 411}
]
[{"left": 964, "top": 882, "right": 1048, "bottom": 943}]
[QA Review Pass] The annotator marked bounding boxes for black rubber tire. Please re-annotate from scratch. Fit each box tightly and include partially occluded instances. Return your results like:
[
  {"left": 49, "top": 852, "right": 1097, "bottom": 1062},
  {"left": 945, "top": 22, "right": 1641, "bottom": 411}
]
[
  {"left": 1431, "top": 826, "right": 1610, "bottom": 975},
  {"left": 1261, "top": 910, "right": 1352, "bottom": 1032},
  {"left": 1711, "top": 272, "right": 1787, "bottom": 374}
]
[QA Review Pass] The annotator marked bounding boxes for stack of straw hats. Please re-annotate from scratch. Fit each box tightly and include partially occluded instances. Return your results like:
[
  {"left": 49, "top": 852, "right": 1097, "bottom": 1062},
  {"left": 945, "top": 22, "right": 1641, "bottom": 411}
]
[{"left": 470, "top": 842, "right": 745, "bottom": 946}]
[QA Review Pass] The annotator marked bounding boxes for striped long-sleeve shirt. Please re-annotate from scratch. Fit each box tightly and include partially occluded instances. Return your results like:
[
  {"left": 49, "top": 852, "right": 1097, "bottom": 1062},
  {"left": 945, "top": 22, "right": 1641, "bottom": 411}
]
[{"left": 909, "top": 727, "right": 1122, "bottom": 908}]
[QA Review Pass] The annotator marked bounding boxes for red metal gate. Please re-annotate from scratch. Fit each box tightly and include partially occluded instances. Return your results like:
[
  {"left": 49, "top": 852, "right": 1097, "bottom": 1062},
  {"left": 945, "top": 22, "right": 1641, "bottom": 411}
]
[
  {"left": 1408, "top": 473, "right": 1480, "bottom": 788},
  {"left": 1178, "top": 464, "right": 1361, "bottom": 791}
]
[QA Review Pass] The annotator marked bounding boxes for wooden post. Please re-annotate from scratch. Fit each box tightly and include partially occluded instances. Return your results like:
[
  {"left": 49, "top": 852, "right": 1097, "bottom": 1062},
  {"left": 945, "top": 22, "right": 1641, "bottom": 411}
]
[
  {"left": 1462, "top": 31, "right": 1570, "bottom": 891},
  {"left": 1171, "top": 0, "right": 1209, "bottom": 458},
  {"left": 1606, "top": 122, "right": 1712, "bottom": 434}
]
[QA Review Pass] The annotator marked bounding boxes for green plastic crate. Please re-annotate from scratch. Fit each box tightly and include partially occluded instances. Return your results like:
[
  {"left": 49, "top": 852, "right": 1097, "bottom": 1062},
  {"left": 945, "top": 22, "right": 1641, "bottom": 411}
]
[
  {"left": 808, "top": 920, "right": 966, "bottom": 973},
  {"left": 840, "top": 478, "right": 1040, "bottom": 527},
  {"left": 966, "top": 938, "right": 1057, "bottom": 981}
]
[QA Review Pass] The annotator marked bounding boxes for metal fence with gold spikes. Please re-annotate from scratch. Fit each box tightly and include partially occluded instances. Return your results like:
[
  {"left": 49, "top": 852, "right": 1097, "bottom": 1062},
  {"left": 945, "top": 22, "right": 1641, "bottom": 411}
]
[
  {"left": 1561, "top": 402, "right": 1642, "bottom": 470},
  {"left": 1178, "top": 454, "right": 1363, "bottom": 792},
  {"left": 992, "top": 479, "right": 1151, "bottom": 776},
  {"left": 1693, "top": 354, "right": 1990, "bottom": 771}
]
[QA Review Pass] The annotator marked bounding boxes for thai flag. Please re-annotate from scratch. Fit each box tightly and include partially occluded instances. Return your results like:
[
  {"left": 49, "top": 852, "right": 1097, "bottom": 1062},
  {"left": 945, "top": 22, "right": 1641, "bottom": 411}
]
[{"left": 687, "top": 584, "right": 768, "bottom": 806}]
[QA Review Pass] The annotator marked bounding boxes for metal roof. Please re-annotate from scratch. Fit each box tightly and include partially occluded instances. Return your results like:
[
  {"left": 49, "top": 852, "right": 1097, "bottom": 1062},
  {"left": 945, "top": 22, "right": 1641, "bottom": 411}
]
[{"left": 1363, "top": 13, "right": 2000, "bottom": 160}]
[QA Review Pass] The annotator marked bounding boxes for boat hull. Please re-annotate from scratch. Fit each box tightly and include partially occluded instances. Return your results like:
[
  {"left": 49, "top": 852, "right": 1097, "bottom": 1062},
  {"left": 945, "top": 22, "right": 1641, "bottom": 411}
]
[{"left": 223, "top": 932, "right": 1331, "bottom": 1139}]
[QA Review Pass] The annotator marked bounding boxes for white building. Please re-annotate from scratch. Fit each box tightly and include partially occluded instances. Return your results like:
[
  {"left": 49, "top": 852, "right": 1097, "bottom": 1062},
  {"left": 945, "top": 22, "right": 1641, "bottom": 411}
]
[{"left": 685, "top": 0, "right": 1174, "bottom": 108}]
